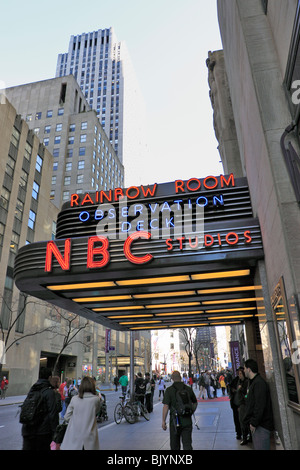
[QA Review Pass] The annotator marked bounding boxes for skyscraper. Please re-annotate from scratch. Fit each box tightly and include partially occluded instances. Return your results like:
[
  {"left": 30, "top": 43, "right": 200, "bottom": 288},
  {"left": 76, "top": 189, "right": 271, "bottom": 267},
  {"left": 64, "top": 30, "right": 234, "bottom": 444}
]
[
  {"left": 5, "top": 76, "right": 124, "bottom": 209},
  {"left": 56, "top": 28, "right": 148, "bottom": 185}
]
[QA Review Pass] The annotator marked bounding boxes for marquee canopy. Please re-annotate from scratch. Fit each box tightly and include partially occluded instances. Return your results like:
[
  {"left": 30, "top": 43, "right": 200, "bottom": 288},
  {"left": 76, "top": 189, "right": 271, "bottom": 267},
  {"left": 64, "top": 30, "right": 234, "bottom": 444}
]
[{"left": 14, "top": 175, "right": 265, "bottom": 331}]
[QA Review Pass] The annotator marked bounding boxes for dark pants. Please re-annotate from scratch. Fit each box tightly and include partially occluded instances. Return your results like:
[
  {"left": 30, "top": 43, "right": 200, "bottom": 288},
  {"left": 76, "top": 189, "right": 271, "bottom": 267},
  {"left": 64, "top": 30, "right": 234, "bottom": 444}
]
[
  {"left": 231, "top": 403, "right": 242, "bottom": 437},
  {"left": 145, "top": 393, "right": 152, "bottom": 412},
  {"left": 169, "top": 421, "right": 193, "bottom": 450},
  {"left": 22, "top": 434, "right": 52, "bottom": 451}
]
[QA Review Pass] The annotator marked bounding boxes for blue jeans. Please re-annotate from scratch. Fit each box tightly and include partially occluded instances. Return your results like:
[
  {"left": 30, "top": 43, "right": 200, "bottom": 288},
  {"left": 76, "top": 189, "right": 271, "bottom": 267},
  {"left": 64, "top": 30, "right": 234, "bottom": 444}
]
[{"left": 252, "top": 426, "right": 271, "bottom": 450}]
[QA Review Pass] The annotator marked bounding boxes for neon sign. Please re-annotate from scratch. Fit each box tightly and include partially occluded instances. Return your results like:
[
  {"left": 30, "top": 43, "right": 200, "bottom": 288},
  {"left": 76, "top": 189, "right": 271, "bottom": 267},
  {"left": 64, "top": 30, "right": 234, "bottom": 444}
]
[{"left": 44, "top": 228, "right": 254, "bottom": 272}]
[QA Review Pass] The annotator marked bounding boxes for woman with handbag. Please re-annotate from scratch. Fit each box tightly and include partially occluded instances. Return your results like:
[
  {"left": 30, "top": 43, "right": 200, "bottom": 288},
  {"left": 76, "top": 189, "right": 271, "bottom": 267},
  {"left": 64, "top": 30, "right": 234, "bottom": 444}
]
[{"left": 60, "top": 376, "right": 101, "bottom": 450}]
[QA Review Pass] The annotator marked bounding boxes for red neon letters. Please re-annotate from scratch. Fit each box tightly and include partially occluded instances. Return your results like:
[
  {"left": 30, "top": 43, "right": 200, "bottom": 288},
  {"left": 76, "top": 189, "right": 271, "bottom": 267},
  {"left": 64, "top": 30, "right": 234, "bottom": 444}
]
[{"left": 44, "top": 232, "right": 153, "bottom": 272}]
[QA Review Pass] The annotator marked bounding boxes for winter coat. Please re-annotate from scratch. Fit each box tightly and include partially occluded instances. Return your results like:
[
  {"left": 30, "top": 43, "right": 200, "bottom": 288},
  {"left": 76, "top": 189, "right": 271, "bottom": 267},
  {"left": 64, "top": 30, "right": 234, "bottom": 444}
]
[
  {"left": 21, "top": 379, "right": 59, "bottom": 438},
  {"left": 61, "top": 392, "right": 101, "bottom": 450},
  {"left": 243, "top": 373, "right": 273, "bottom": 431}
]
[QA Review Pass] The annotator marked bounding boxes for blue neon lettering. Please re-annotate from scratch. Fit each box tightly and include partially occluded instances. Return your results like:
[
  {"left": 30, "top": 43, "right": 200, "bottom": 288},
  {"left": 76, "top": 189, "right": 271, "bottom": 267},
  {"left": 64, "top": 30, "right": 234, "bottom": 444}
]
[{"left": 79, "top": 211, "right": 90, "bottom": 222}]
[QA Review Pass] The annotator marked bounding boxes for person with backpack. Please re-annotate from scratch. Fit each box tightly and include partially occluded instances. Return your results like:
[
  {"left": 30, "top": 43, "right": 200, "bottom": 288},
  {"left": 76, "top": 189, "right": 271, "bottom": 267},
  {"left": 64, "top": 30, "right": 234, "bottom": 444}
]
[
  {"left": 162, "top": 370, "right": 198, "bottom": 450},
  {"left": 20, "top": 367, "right": 59, "bottom": 451}
]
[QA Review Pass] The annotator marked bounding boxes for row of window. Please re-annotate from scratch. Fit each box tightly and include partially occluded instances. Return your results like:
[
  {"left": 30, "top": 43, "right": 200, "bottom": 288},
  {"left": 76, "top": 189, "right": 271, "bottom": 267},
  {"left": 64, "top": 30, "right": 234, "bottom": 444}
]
[{"left": 26, "top": 108, "right": 64, "bottom": 121}]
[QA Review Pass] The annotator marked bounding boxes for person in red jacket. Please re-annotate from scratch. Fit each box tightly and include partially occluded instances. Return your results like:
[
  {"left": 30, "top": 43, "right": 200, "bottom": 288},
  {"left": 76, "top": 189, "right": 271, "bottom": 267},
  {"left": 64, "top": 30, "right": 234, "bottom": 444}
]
[
  {"left": 0, "top": 376, "right": 8, "bottom": 399},
  {"left": 59, "top": 379, "right": 67, "bottom": 418}
]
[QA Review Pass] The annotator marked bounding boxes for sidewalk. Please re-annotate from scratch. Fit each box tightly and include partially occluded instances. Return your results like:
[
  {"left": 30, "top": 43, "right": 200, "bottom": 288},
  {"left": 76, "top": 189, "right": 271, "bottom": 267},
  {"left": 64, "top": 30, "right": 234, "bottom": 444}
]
[
  {"left": 98, "top": 396, "right": 253, "bottom": 451},
  {"left": 0, "top": 391, "right": 278, "bottom": 450}
]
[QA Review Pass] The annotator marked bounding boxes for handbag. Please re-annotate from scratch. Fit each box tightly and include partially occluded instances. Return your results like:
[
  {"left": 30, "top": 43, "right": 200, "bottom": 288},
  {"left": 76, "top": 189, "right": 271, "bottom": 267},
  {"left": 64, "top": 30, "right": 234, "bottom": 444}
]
[{"left": 53, "top": 422, "right": 68, "bottom": 444}]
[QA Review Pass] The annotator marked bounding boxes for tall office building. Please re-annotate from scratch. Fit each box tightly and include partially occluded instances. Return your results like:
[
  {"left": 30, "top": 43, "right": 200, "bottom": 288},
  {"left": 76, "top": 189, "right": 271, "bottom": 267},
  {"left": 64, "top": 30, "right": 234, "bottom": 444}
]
[
  {"left": 56, "top": 27, "right": 148, "bottom": 185},
  {"left": 5, "top": 76, "right": 124, "bottom": 209}
]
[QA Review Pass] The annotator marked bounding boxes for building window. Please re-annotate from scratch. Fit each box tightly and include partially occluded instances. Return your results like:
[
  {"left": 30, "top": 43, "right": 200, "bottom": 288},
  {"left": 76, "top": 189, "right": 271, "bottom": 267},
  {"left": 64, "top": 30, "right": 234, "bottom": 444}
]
[
  {"left": 56, "top": 123, "right": 62, "bottom": 132},
  {"left": 63, "top": 191, "right": 70, "bottom": 200},
  {"left": 52, "top": 176, "right": 56, "bottom": 185},
  {"left": 43, "top": 138, "right": 49, "bottom": 146},
  {"left": 32, "top": 181, "right": 40, "bottom": 200},
  {"left": 53, "top": 148, "right": 60, "bottom": 157},
  {"left": 64, "top": 176, "right": 71, "bottom": 185},
  {"left": 77, "top": 174, "right": 84, "bottom": 184},
  {"left": 44, "top": 125, "right": 51, "bottom": 134},
  {"left": 0, "top": 187, "right": 10, "bottom": 210},
  {"left": 65, "top": 162, "right": 72, "bottom": 171},
  {"left": 81, "top": 121, "right": 88, "bottom": 130},
  {"left": 53, "top": 162, "right": 58, "bottom": 171},
  {"left": 28, "top": 210, "right": 36, "bottom": 230},
  {"left": 46, "top": 110, "right": 53, "bottom": 118},
  {"left": 35, "top": 154, "right": 43, "bottom": 172},
  {"left": 35, "top": 112, "right": 42, "bottom": 120},
  {"left": 68, "top": 136, "right": 74, "bottom": 145},
  {"left": 10, "top": 127, "right": 20, "bottom": 149},
  {"left": 67, "top": 149, "right": 73, "bottom": 158},
  {"left": 80, "top": 134, "right": 87, "bottom": 142},
  {"left": 15, "top": 199, "right": 24, "bottom": 221},
  {"left": 54, "top": 136, "right": 61, "bottom": 145},
  {"left": 58, "top": 108, "right": 64, "bottom": 116},
  {"left": 69, "top": 123, "right": 76, "bottom": 132},
  {"left": 78, "top": 160, "right": 85, "bottom": 169},
  {"left": 5, "top": 156, "right": 15, "bottom": 178},
  {"left": 285, "top": 3, "right": 300, "bottom": 119}
]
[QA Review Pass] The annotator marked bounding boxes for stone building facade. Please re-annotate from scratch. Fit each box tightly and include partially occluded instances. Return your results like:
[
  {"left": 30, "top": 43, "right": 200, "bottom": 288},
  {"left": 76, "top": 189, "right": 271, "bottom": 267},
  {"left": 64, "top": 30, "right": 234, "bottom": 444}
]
[{"left": 209, "top": 0, "right": 300, "bottom": 449}]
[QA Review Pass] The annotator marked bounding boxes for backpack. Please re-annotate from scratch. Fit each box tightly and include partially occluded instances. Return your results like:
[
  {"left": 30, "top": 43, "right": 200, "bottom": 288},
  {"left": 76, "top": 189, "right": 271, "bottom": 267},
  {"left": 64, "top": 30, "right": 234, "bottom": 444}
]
[
  {"left": 173, "top": 385, "right": 196, "bottom": 417},
  {"left": 19, "top": 386, "right": 48, "bottom": 426},
  {"left": 68, "top": 386, "right": 78, "bottom": 399}
]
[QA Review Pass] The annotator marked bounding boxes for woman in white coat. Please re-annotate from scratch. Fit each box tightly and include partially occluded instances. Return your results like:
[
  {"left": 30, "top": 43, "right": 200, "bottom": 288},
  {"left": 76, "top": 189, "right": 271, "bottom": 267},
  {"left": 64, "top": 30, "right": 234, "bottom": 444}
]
[{"left": 61, "top": 376, "right": 101, "bottom": 450}]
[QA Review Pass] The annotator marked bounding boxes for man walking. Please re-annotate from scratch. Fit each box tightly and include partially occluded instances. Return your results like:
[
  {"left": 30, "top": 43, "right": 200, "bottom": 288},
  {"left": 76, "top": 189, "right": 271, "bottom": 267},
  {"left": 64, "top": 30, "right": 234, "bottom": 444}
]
[
  {"left": 119, "top": 373, "right": 128, "bottom": 396},
  {"left": 243, "top": 359, "right": 273, "bottom": 450},
  {"left": 162, "top": 370, "right": 197, "bottom": 450}
]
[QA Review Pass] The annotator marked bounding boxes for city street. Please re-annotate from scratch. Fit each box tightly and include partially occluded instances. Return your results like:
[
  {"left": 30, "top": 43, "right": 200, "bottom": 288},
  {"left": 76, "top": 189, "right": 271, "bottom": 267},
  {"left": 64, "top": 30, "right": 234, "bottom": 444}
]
[{"left": 0, "top": 385, "right": 167, "bottom": 451}]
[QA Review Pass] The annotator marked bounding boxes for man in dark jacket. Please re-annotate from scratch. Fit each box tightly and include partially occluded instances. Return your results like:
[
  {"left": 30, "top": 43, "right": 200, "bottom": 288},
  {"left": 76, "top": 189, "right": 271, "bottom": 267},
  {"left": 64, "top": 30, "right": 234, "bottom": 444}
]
[
  {"left": 243, "top": 359, "right": 273, "bottom": 450},
  {"left": 162, "top": 370, "right": 197, "bottom": 450},
  {"left": 21, "top": 367, "right": 59, "bottom": 450}
]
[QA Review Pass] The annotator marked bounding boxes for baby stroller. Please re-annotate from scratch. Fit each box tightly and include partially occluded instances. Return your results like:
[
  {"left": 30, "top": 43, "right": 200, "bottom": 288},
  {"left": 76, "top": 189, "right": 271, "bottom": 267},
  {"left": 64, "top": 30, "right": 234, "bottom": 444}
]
[{"left": 97, "top": 392, "right": 108, "bottom": 423}]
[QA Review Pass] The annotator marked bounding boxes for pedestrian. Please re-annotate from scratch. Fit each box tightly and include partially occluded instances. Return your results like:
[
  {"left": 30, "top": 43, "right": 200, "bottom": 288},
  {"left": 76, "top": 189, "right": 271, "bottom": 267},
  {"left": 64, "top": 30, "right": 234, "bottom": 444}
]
[
  {"left": 229, "top": 371, "right": 242, "bottom": 440},
  {"left": 150, "top": 374, "right": 156, "bottom": 412},
  {"left": 59, "top": 378, "right": 67, "bottom": 418},
  {"left": 243, "top": 359, "right": 274, "bottom": 450},
  {"left": 204, "top": 370, "right": 212, "bottom": 399},
  {"left": 158, "top": 376, "right": 166, "bottom": 400},
  {"left": 119, "top": 373, "right": 128, "bottom": 396},
  {"left": 235, "top": 367, "right": 250, "bottom": 445},
  {"left": 197, "top": 372, "right": 207, "bottom": 400},
  {"left": 49, "top": 375, "right": 62, "bottom": 415},
  {"left": 63, "top": 379, "right": 73, "bottom": 410},
  {"left": 134, "top": 372, "right": 146, "bottom": 405},
  {"left": 113, "top": 376, "right": 119, "bottom": 392},
  {"left": 60, "top": 376, "right": 101, "bottom": 450},
  {"left": 0, "top": 376, "right": 8, "bottom": 399},
  {"left": 162, "top": 370, "right": 198, "bottom": 450},
  {"left": 21, "top": 367, "right": 59, "bottom": 451},
  {"left": 219, "top": 372, "right": 226, "bottom": 396},
  {"left": 210, "top": 372, "right": 218, "bottom": 398},
  {"left": 144, "top": 373, "right": 152, "bottom": 412}
]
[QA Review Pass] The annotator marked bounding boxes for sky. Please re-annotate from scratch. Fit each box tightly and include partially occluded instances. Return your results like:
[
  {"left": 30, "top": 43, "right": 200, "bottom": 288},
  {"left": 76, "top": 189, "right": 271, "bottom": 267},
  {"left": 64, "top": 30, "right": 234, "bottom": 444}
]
[{"left": 0, "top": 0, "right": 224, "bottom": 187}]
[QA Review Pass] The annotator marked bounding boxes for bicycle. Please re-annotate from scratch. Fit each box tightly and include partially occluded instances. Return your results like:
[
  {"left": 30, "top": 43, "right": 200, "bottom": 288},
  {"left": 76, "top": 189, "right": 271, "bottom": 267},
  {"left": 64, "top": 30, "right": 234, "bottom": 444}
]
[
  {"left": 123, "top": 394, "right": 150, "bottom": 424},
  {"left": 114, "top": 393, "right": 131, "bottom": 424}
]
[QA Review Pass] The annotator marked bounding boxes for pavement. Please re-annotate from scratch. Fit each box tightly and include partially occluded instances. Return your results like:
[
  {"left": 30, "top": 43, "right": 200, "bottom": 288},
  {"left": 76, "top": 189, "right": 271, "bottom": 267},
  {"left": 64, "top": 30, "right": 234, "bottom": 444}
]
[
  {"left": 97, "top": 394, "right": 255, "bottom": 451},
  {"left": 0, "top": 389, "right": 262, "bottom": 451}
]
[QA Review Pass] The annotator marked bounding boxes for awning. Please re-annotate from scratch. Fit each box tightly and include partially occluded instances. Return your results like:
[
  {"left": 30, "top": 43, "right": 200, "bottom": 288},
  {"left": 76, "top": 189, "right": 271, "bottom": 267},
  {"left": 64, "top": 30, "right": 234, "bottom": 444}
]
[{"left": 14, "top": 175, "right": 264, "bottom": 331}]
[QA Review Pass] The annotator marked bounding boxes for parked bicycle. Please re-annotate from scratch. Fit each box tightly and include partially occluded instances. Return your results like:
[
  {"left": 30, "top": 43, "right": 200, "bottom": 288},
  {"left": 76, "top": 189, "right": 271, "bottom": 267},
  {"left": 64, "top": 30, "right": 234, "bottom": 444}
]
[
  {"left": 114, "top": 393, "right": 132, "bottom": 424},
  {"left": 123, "top": 394, "right": 150, "bottom": 424}
]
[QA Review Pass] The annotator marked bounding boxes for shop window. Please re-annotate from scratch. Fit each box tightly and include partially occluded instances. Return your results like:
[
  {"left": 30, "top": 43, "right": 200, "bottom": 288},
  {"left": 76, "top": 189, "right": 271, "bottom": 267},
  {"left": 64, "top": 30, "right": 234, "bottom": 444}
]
[{"left": 272, "top": 278, "right": 300, "bottom": 406}]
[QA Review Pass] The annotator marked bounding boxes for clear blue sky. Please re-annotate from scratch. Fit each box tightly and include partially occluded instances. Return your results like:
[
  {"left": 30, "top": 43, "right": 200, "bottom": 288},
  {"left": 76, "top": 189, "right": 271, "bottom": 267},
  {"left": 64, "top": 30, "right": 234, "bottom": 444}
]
[{"left": 0, "top": 0, "right": 224, "bottom": 186}]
